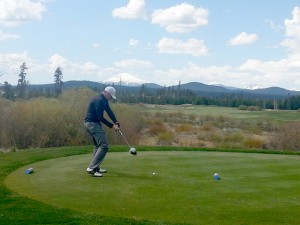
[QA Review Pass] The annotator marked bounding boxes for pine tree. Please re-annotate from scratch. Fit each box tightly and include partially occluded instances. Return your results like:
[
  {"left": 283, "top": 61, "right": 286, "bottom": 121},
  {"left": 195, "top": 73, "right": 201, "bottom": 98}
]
[
  {"left": 54, "top": 67, "right": 63, "bottom": 97},
  {"left": 3, "top": 81, "right": 15, "bottom": 100},
  {"left": 17, "top": 62, "right": 28, "bottom": 98}
]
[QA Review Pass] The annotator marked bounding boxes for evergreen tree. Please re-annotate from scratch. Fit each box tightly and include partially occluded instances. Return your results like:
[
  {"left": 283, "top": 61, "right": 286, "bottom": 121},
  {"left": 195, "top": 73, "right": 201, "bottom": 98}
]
[
  {"left": 17, "top": 62, "right": 28, "bottom": 98},
  {"left": 3, "top": 81, "right": 15, "bottom": 100},
  {"left": 54, "top": 67, "right": 63, "bottom": 97},
  {"left": 177, "top": 80, "right": 181, "bottom": 90},
  {"left": 139, "top": 84, "right": 146, "bottom": 100}
]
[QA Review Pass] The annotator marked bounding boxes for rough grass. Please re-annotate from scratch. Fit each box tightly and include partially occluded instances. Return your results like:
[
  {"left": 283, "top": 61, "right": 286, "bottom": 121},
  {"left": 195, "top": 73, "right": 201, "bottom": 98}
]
[
  {"left": 0, "top": 90, "right": 143, "bottom": 149},
  {"left": 140, "top": 105, "right": 300, "bottom": 151},
  {"left": 140, "top": 104, "right": 300, "bottom": 121},
  {"left": 269, "top": 121, "right": 300, "bottom": 151}
]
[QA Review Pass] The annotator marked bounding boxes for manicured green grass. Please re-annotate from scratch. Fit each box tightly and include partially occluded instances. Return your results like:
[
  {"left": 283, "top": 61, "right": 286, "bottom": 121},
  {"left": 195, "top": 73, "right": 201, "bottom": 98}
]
[
  {"left": 0, "top": 146, "right": 178, "bottom": 225},
  {"left": 3, "top": 148, "right": 300, "bottom": 225}
]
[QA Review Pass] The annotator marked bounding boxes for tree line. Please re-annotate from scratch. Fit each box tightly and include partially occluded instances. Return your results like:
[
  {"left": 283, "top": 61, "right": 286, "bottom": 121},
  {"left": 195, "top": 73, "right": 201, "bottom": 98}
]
[
  {"left": 116, "top": 84, "right": 300, "bottom": 110},
  {"left": 1, "top": 62, "right": 63, "bottom": 100},
  {"left": 1, "top": 64, "right": 300, "bottom": 110}
]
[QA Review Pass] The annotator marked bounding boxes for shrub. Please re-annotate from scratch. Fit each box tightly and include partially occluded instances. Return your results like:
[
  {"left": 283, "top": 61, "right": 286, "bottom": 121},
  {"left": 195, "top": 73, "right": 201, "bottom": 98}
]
[
  {"left": 244, "top": 136, "right": 265, "bottom": 149},
  {"left": 158, "top": 131, "right": 174, "bottom": 144},
  {"left": 209, "top": 133, "right": 223, "bottom": 143},
  {"left": 211, "top": 132, "right": 245, "bottom": 149},
  {"left": 148, "top": 122, "right": 166, "bottom": 136},
  {"left": 188, "top": 113, "right": 196, "bottom": 121},
  {"left": 0, "top": 88, "right": 143, "bottom": 149},
  {"left": 268, "top": 121, "right": 300, "bottom": 151},
  {"left": 201, "top": 123, "right": 214, "bottom": 131},
  {"left": 247, "top": 106, "right": 262, "bottom": 111},
  {"left": 238, "top": 105, "right": 247, "bottom": 110},
  {"left": 175, "top": 124, "right": 193, "bottom": 132},
  {"left": 224, "top": 132, "right": 244, "bottom": 143},
  {"left": 108, "top": 103, "right": 142, "bottom": 145}
]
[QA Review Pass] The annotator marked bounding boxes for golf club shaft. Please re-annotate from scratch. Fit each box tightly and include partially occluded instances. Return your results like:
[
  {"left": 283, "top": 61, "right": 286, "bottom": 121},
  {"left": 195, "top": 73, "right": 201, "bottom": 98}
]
[{"left": 118, "top": 130, "right": 131, "bottom": 148}]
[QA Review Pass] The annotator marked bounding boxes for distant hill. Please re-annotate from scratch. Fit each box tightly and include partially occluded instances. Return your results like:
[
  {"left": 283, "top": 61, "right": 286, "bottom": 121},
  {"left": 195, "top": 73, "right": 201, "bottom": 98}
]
[
  {"left": 249, "top": 87, "right": 299, "bottom": 96},
  {"left": 63, "top": 80, "right": 102, "bottom": 89},
  {"left": 175, "top": 82, "right": 300, "bottom": 99},
  {"left": 181, "top": 82, "right": 232, "bottom": 93},
  {"left": 144, "top": 83, "right": 163, "bottom": 89},
  {"left": 24, "top": 80, "right": 300, "bottom": 99}
]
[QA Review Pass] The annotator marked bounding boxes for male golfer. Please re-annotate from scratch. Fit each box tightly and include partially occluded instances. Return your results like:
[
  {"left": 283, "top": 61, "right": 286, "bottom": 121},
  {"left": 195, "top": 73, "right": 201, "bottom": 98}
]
[{"left": 84, "top": 86, "right": 120, "bottom": 177}]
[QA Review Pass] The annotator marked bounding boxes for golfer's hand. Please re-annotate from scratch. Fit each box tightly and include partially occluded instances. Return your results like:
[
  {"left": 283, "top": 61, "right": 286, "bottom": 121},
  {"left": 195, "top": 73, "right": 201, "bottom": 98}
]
[{"left": 112, "top": 124, "right": 119, "bottom": 131}]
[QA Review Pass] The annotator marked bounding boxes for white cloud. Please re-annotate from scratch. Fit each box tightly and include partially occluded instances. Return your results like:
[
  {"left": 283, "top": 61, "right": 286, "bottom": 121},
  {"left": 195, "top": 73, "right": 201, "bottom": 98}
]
[
  {"left": 265, "top": 19, "right": 283, "bottom": 31},
  {"left": 281, "top": 7, "right": 300, "bottom": 53},
  {"left": 284, "top": 7, "right": 300, "bottom": 38},
  {"left": 0, "top": 51, "right": 35, "bottom": 84},
  {"left": 228, "top": 32, "right": 258, "bottom": 46},
  {"left": 112, "top": 0, "right": 146, "bottom": 19},
  {"left": 47, "top": 55, "right": 100, "bottom": 75},
  {"left": 239, "top": 59, "right": 284, "bottom": 75},
  {"left": 0, "top": 51, "right": 32, "bottom": 70},
  {"left": 157, "top": 38, "right": 208, "bottom": 56},
  {"left": 114, "top": 59, "right": 153, "bottom": 69},
  {"left": 151, "top": 3, "right": 208, "bottom": 33},
  {"left": 151, "top": 64, "right": 235, "bottom": 87},
  {"left": 236, "top": 54, "right": 300, "bottom": 89},
  {"left": 0, "top": 0, "right": 46, "bottom": 27},
  {"left": 79, "top": 62, "right": 99, "bottom": 73},
  {"left": 48, "top": 54, "right": 69, "bottom": 71},
  {"left": 129, "top": 38, "right": 139, "bottom": 46},
  {"left": 0, "top": 52, "right": 102, "bottom": 84},
  {"left": 152, "top": 58, "right": 299, "bottom": 90},
  {"left": 0, "top": 30, "right": 20, "bottom": 40}
]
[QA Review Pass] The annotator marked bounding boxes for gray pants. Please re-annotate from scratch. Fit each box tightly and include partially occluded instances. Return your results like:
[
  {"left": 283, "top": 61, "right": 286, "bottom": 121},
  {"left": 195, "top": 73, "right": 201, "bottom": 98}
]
[{"left": 84, "top": 122, "right": 109, "bottom": 170}]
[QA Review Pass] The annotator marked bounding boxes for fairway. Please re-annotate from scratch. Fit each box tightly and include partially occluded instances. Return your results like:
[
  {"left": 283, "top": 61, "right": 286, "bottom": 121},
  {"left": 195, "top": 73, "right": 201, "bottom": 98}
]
[
  {"left": 140, "top": 104, "right": 300, "bottom": 122},
  {"left": 5, "top": 151, "right": 300, "bottom": 225}
]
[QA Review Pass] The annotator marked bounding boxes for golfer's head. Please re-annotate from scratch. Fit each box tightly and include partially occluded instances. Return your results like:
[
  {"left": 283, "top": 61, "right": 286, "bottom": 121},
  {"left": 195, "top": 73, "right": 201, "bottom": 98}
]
[{"left": 104, "top": 86, "right": 117, "bottom": 100}]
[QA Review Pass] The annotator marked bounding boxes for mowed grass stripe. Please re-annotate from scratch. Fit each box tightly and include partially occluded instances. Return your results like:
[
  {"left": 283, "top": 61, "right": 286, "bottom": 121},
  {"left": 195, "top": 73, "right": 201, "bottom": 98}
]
[{"left": 4, "top": 151, "right": 300, "bottom": 225}]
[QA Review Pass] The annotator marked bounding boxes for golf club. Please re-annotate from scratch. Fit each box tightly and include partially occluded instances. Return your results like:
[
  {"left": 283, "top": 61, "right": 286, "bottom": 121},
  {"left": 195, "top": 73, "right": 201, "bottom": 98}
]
[{"left": 118, "top": 129, "right": 137, "bottom": 155}]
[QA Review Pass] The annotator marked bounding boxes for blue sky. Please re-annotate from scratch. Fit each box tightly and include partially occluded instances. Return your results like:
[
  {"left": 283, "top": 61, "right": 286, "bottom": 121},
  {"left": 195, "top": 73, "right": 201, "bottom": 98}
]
[{"left": 0, "top": 0, "right": 300, "bottom": 90}]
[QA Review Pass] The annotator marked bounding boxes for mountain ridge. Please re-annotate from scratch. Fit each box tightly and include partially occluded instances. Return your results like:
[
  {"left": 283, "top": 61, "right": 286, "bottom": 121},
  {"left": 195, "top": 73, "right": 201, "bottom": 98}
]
[
  {"left": 4, "top": 80, "right": 300, "bottom": 99},
  {"left": 58, "top": 80, "right": 300, "bottom": 98}
]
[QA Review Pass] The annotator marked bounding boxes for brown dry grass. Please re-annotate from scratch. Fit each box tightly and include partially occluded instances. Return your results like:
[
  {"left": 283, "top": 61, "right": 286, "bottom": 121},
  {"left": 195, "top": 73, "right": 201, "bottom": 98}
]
[{"left": 138, "top": 111, "right": 273, "bottom": 150}]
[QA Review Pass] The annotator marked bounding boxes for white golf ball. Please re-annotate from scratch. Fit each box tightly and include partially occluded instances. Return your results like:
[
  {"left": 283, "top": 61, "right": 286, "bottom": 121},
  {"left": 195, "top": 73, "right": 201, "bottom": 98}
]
[{"left": 152, "top": 172, "right": 155, "bottom": 175}]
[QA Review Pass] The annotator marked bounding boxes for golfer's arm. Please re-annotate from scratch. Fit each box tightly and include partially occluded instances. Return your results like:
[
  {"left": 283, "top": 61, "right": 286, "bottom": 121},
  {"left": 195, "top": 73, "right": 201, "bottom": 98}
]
[
  {"left": 101, "top": 118, "right": 114, "bottom": 128},
  {"left": 105, "top": 107, "right": 118, "bottom": 124}
]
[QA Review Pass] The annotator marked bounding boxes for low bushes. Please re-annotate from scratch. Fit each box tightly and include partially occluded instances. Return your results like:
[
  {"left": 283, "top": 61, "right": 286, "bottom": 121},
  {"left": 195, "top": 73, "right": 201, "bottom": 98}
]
[
  {"left": 238, "top": 105, "right": 262, "bottom": 111},
  {"left": 1, "top": 93, "right": 299, "bottom": 152},
  {"left": 269, "top": 121, "right": 300, "bottom": 151},
  {"left": 0, "top": 88, "right": 142, "bottom": 149},
  {"left": 142, "top": 110, "right": 299, "bottom": 151}
]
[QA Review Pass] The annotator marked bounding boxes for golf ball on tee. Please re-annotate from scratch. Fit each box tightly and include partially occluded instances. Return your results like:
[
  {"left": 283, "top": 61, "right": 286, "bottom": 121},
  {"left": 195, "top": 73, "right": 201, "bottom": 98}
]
[{"left": 214, "top": 173, "right": 220, "bottom": 180}]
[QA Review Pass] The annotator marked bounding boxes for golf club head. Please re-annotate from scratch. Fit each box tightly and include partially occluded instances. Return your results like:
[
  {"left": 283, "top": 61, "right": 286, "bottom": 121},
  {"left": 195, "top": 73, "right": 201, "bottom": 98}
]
[{"left": 129, "top": 147, "right": 137, "bottom": 155}]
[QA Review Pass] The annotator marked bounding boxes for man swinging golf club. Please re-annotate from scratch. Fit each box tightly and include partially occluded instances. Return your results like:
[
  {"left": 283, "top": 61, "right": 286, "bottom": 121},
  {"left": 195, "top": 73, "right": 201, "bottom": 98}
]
[{"left": 84, "top": 86, "right": 120, "bottom": 177}]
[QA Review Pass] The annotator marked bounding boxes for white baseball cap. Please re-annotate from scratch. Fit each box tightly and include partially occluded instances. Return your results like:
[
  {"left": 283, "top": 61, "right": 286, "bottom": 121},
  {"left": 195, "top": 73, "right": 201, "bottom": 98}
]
[{"left": 104, "top": 86, "right": 117, "bottom": 99}]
